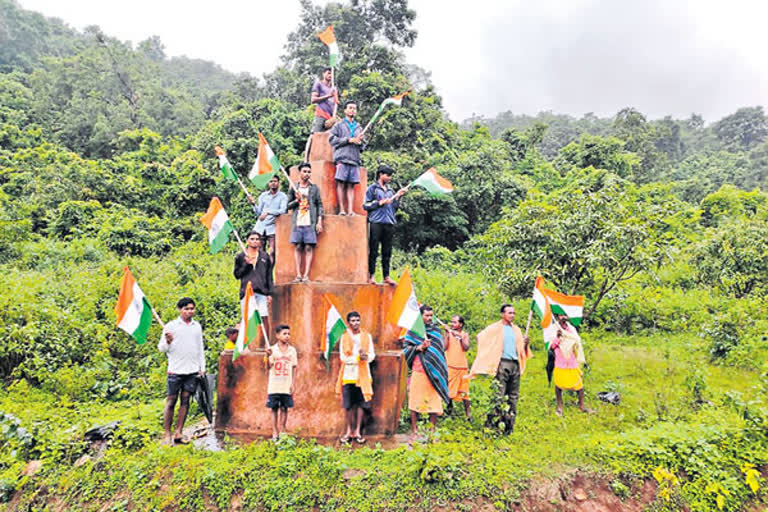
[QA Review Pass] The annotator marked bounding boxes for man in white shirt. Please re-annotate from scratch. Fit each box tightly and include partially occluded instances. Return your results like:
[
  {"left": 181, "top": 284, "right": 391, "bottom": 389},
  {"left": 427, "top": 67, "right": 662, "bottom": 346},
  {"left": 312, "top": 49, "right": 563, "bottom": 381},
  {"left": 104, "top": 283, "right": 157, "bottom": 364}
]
[{"left": 158, "top": 297, "right": 206, "bottom": 445}]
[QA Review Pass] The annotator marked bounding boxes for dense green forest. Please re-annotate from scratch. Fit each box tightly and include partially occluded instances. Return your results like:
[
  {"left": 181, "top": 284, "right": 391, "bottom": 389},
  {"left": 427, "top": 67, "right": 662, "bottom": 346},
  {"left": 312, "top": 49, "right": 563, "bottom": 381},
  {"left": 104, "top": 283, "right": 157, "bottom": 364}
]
[{"left": 1, "top": 0, "right": 767, "bottom": 510}]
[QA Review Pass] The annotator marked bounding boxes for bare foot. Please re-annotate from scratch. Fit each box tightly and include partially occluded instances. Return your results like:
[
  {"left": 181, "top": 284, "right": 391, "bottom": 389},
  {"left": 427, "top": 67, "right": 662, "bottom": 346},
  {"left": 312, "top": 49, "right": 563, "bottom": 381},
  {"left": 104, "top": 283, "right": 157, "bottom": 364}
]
[
  {"left": 555, "top": 408, "right": 563, "bottom": 417},
  {"left": 580, "top": 407, "right": 595, "bottom": 414},
  {"left": 161, "top": 437, "right": 174, "bottom": 447},
  {"left": 368, "top": 276, "right": 377, "bottom": 285},
  {"left": 382, "top": 276, "right": 397, "bottom": 286}
]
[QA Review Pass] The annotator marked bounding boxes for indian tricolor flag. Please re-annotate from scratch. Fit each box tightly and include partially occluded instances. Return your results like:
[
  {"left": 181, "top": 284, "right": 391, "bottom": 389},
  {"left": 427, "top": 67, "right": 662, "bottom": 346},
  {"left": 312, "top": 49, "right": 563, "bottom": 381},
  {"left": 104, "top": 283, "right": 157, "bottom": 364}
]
[
  {"left": 368, "top": 92, "right": 409, "bottom": 126},
  {"left": 249, "top": 133, "right": 280, "bottom": 189},
  {"left": 214, "top": 146, "right": 238, "bottom": 181},
  {"left": 531, "top": 276, "right": 585, "bottom": 328},
  {"left": 115, "top": 267, "right": 153, "bottom": 344},
  {"left": 410, "top": 167, "right": 454, "bottom": 197},
  {"left": 386, "top": 268, "right": 426, "bottom": 338},
  {"left": 199, "top": 196, "right": 234, "bottom": 254},
  {"left": 322, "top": 294, "right": 346, "bottom": 360},
  {"left": 234, "top": 283, "right": 262, "bottom": 361},
  {"left": 317, "top": 25, "right": 341, "bottom": 67}
]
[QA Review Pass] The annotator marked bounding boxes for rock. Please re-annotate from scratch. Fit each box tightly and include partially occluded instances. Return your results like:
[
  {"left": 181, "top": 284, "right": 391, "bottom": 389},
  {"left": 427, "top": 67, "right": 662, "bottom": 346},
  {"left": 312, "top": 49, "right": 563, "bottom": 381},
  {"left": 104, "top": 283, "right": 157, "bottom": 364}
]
[
  {"left": 22, "top": 460, "right": 42, "bottom": 476},
  {"left": 342, "top": 468, "right": 365, "bottom": 480},
  {"left": 74, "top": 455, "right": 91, "bottom": 467},
  {"left": 573, "top": 488, "right": 588, "bottom": 501}
]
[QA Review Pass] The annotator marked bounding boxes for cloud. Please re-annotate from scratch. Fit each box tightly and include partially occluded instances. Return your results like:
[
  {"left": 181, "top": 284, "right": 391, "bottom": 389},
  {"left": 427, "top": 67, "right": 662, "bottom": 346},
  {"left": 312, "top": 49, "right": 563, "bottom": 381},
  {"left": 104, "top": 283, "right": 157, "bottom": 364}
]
[{"left": 407, "top": 0, "right": 768, "bottom": 122}]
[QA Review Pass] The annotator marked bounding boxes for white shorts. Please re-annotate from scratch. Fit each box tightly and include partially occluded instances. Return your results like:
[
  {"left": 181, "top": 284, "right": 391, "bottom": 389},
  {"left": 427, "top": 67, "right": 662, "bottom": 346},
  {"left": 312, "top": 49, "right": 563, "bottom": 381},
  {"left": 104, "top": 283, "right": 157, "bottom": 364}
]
[{"left": 254, "top": 293, "right": 269, "bottom": 317}]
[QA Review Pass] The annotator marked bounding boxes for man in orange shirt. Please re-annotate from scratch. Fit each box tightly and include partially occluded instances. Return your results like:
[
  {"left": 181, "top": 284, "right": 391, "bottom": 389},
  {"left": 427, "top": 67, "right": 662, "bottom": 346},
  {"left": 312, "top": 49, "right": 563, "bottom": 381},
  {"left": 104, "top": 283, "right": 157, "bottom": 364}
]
[{"left": 444, "top": 315, "right": 471, "bottom": 421}]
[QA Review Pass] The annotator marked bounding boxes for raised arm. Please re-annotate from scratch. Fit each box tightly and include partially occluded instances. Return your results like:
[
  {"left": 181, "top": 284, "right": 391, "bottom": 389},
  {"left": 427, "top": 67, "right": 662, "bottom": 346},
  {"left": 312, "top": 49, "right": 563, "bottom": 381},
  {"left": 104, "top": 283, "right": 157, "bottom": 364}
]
[{"left": 233, "top": 252, "right": 250, "bottom": 279}]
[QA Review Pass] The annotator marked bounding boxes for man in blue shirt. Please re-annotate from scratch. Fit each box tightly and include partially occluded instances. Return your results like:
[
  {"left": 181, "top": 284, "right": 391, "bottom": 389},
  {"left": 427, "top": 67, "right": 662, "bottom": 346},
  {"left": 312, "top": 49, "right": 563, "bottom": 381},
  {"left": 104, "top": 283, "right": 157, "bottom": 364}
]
[
  {"left": 363, "top": 165, "right": 408, "bottom": 285},
  {"left": 495, "top": 304, "right": 529, "bottom": 434},
  {"left": 248, "top": 175, "right": 288, "bottom": 261}
]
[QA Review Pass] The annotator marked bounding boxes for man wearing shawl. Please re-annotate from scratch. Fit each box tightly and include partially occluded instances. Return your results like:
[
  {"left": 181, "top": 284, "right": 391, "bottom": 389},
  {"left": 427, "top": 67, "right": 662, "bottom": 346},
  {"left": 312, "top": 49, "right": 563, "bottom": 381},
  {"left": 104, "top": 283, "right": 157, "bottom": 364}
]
[
  {"left": 468, "top": 304, "right": 532, "bottom": 434},
  {"left": 545, "top": 314, "right": 591, "bottom": 416},
  {"left": 335, "top": 311, "right": 375, "bottom": 444},
  {"left": 403, "top": 305, "right": 450, "bottom": 439}
]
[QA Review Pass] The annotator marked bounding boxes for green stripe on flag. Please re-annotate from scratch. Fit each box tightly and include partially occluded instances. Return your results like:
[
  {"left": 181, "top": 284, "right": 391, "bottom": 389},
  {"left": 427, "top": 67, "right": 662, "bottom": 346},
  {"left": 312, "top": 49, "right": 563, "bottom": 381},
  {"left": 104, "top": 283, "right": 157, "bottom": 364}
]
[
  {"left": 246, "top": 310, "right": 261, "bottom": 344},
  {"left": 132, "top": 298, "right": 153, "bottom": 345},
  {"left": 209, "top": 221, "right": 233, "bottom": 254},
  {"left": 411, "top": 314, "right": 426, "bottom": 339},
  {"left": 250, "top": 171, "right": 276, "bottom": 189},
  {"left": 325, "top": 319, "right": 346, "bottom": 359}
]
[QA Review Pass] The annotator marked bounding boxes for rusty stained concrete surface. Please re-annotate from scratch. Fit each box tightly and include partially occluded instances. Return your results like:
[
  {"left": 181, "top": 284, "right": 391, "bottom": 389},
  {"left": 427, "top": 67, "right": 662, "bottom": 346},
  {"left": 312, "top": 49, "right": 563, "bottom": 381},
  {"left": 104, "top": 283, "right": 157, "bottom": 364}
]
[
  {"left": 273, "top": 215, "right": 369, "bottom": 285},
  {"left": 216, "top": 131, "right": 406, "bottom": 439},
  {"left": 288, "top": 161, "right": 368, "bottom": 216},
  {"left": 216, "top": 283, "right": 405, "bottom": 437},
  {"left": 215, "top": 350, "right": 406, "bottom": 437}
]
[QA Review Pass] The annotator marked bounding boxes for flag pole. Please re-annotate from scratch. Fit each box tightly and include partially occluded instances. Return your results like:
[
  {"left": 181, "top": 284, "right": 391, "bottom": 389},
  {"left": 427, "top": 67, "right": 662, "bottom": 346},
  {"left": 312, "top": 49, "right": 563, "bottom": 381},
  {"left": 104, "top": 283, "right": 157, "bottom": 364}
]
[
  {"left": 235, "top": 174, "right": 254, "bottom": 201},
  {"left": 331, "top": 66, "right": 338, "bottom": 119},
  {"left": 260, "top": 322, "right": 270, "bottom": 350},
  {"left": 231, "top": 227, "right": 247, "bottom": 253},
  {"left": 360, "top": 107, "right": 382, "bottom": 137},
  {"left": 524, "top": 310, "right": 533, "bottom": 337},
  {"left": 279, "top": 165, "right": 300, "bottom": 195},
  {"left": 151, "top": 306, "right": 165, "bottom": 329}
]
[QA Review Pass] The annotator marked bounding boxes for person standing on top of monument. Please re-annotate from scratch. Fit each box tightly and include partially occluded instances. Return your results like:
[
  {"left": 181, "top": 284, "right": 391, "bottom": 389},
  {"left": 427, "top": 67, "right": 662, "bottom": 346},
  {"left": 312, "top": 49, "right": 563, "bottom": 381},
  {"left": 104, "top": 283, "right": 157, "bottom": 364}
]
[
  {"left": 363, "top": 164, "right": 408, "bottom": 285},
  {"left": 304, "top": 67, "right": 339, "bottom": 160},
  {"left": 329, "top": 100, "right": 364, "bottom": 216},
  {"left": 311, "top": 67, "right": 338, "bottom": 133},
  {"left": 248, "top": 174, "right": 287, "bottom": 261},
  {"left": 287, "top": 162, "right": 324, "bottom": 282}
]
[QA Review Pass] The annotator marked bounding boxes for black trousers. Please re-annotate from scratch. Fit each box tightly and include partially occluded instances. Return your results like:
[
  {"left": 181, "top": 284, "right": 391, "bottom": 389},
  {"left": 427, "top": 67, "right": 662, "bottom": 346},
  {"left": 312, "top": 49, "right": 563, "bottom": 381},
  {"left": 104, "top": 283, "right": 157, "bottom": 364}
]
[{"left": 368, "top": 222, "right": 394, "bottom": 278}]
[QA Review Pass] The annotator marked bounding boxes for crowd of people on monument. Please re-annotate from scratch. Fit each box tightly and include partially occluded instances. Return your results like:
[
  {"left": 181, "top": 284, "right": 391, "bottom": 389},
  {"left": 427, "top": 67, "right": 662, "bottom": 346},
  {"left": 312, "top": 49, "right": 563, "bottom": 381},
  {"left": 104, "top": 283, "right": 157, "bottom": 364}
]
[{"left": 156, "top": 67, "right": 590, "bottom": 446}]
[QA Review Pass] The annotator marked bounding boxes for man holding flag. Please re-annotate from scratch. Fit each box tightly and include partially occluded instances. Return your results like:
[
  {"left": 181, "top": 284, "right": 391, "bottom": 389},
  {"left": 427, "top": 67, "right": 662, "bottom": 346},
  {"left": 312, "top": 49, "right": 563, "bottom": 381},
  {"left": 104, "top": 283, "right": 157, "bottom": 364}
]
[
  {"left": 311, "top": 67, "right": 338, "bottom": 134},
  {"left": 234, "top": 231, "right": 273, "bottom": 338},
  {"left": 329, "top": 101, "right": 364, "bottom": 216},
  {"left": 469, "top": 304, "right": 531, "bottom": 435},
  {"left": 249, "top": 175, "right": 287, "bottom": 261},
  {"left": 335, "top": 311, "right": 375, "bottom": 444},
  {"left": 363, "top": 164, "right": 408, "bottom": 285},
  {"left": 403, "top": 305, "right": 450, "bottom": 441},
  {"left": 158, "top": 297, "right": 206, "bottom": 446}
]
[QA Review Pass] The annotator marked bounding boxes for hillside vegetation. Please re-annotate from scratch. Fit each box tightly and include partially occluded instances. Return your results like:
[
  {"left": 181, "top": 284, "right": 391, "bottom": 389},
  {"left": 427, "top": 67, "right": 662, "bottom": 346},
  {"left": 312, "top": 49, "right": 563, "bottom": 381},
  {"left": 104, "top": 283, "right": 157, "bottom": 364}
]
[{"left": 1, "top": 0, "right": 767, "bottom": 510}]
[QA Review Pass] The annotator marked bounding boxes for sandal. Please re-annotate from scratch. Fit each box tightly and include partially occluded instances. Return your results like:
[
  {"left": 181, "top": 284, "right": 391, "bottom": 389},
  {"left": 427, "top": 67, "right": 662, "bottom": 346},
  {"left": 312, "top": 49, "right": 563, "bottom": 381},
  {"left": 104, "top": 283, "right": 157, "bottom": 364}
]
[
  {"left": 291, "top": 276, "right": 302, "bottom": 283},
  {"left": 354, "top": 436, "right": 367, "bottom": 444},
  {"left": 339, "top": 435, "right": 351, "bottom": 445},
  {"left": 173, "top": 436, "right": 190, "bottom": 445},
  {"left": 301, "top": 275, "right": 309, "bottom": 283}
]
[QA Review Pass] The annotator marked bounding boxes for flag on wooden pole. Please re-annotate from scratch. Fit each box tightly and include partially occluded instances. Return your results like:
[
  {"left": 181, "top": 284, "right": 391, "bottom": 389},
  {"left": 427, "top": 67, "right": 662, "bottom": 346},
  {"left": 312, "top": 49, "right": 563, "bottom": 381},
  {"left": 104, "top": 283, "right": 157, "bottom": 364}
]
[
  {"left": 317, "top": 26, "right": 342, "bottom": 67},
  {"left": 362, "top": 92, "right": 410, "bottom": 135},
  {"left": 115, "top": 267, "right": 153, "bottom": 344},
  {"left": 386, "top": 268, "right": 426, "bottom": 338},
  {"left": 250, "top": 133, "right": 280, "bottom": 189},
  {"left": 234, "top": 283, "right": 261, "bottom": 360},
  {"left": 410, "top": 167, "right": 454, "bottom": 197},
  {"left": 214, "top": 146, "right": 238, "bottom": 181},
  {"left": 531, "top": 276, "right": 585, "bottom": 328},
  {"left": 199, "top": 197, "right": 235, "bottom": 254},
  {"left": 322, "top": 294, "right": 346, "bottom": 360}
]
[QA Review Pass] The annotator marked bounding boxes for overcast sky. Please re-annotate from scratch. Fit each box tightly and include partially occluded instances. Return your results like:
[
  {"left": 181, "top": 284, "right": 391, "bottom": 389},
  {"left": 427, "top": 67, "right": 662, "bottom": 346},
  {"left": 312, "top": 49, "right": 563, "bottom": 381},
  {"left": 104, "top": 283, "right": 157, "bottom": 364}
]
[{"left": 18, "top": 0, "right": 768, "bottom": 124}]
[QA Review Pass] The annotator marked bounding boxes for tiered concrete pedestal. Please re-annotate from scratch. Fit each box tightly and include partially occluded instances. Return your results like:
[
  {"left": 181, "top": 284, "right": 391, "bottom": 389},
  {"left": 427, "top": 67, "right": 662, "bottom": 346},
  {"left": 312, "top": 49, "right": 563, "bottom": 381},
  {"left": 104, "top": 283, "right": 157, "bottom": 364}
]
[{"left": 215, "top": 132, "right": 406, "bottom": 439}]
